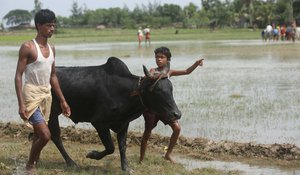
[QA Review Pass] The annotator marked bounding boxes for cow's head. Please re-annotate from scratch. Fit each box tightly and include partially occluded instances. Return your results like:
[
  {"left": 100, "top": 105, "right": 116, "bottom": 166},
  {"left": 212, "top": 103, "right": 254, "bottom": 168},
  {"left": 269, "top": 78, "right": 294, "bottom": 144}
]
[{"left": 139, "top": 64, "right": 181, "bottom": 120}]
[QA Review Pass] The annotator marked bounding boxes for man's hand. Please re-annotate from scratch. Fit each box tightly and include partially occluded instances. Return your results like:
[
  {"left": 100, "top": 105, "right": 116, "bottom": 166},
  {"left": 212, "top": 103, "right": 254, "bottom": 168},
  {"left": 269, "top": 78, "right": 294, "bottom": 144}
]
[
  {"left": 18, "top": 104, "right": 28, "bottom": 120},
  {"left": 60, "top": 101, "right": 71, "bottom": 117}
]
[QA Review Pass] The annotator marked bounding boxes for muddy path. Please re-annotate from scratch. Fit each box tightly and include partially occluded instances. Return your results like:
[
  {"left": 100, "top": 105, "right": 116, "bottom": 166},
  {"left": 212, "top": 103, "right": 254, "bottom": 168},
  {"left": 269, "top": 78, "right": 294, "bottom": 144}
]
[{"left": 1, "top": 122, "right": 299, "bottom": 171}]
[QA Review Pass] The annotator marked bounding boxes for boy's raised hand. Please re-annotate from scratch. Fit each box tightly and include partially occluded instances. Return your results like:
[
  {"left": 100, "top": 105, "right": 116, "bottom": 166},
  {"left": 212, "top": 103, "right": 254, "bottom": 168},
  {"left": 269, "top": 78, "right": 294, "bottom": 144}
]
[{"left": 196, "top": 58, "right": 204, "bottom": 67}]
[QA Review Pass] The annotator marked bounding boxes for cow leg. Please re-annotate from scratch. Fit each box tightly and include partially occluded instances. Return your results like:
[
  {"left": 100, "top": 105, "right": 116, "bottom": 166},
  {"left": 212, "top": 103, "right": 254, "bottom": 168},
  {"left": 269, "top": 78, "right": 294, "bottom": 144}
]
[
  {"left": 117, "top": 123, "right": 129, "bottom": 171},
  {"left": 86, "top": 124, "right": 115, "bottom": 160},
  {"left": 48, "top": 115, "right": 78, "bottom": 167}
]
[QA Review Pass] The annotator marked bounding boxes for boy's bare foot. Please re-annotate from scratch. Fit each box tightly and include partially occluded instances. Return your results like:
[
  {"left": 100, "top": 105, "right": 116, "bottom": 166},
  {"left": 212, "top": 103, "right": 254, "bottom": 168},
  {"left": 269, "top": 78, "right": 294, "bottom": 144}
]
[
  {"left": 25, "top": 164, "right": 36, "bottom": 175},
  {"left": 164, "top": 155, "right": 176, "bottom": 163}
]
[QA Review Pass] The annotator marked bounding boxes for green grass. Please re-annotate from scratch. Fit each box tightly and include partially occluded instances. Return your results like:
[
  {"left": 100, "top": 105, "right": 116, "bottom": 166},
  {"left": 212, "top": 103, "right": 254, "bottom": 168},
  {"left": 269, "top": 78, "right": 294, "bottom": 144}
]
[
  {"left": 0, "top": 138, "right": 240, "bottom": 175},
  {"left": 0, "top": 27, "right": 261, "bottom": 46}
]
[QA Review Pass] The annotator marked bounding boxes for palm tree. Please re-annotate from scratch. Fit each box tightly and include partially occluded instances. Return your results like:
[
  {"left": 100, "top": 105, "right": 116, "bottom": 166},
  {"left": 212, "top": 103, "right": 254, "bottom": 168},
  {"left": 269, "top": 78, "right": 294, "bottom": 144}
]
[{"left": 245, "top": 0, "right": 254, "bottom": 27}]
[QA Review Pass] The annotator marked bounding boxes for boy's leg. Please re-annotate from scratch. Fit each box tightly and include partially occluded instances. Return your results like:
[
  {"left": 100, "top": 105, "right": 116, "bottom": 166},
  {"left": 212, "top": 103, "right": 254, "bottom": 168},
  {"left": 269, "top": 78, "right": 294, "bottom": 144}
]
[
  {"left": 139, "top": 127, "right": 152, "bottom": 163},
  {"left": 139, "top": 113, "right": 159, "bottom": 163},
  {"left": 165, "top": 120, "right": 181, "bottom": 163}
]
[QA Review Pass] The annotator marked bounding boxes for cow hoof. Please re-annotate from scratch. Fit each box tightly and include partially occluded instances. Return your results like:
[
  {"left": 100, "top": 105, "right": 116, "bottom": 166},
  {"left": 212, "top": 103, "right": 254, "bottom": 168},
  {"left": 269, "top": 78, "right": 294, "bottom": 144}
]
[
  {"left": 67, "top": 160, "right": 79, "bottom": 168},
  {"left": 86, "top": 150, "right": 101, "bottom": 160}
]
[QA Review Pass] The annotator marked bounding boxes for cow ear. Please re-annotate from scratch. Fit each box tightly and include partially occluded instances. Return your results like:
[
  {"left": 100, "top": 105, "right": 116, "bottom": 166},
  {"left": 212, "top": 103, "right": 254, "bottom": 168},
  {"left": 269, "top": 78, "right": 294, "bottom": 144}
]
[{"left": 143, "top": 65, "right": 151, "bottom": 77}]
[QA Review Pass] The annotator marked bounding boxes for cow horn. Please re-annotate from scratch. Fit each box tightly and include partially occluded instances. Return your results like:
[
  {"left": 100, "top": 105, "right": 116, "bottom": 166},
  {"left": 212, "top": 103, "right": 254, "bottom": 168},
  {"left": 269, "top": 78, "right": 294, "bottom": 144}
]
[
  {"left": 161, "top": 62, "right": 170, "bottom": 74},
  {"left": 143, "top": 65, "right": 151, "bottom": 77},
  {"left": 149, "top": 74, "right": 163, "bottom": 91}
]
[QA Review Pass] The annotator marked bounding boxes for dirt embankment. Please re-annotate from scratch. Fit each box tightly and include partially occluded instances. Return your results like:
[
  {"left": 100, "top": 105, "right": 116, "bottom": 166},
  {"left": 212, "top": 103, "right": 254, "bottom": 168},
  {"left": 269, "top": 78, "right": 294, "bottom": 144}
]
[{"left": 1, "top": 122, "right": 300, "bottom": 161}]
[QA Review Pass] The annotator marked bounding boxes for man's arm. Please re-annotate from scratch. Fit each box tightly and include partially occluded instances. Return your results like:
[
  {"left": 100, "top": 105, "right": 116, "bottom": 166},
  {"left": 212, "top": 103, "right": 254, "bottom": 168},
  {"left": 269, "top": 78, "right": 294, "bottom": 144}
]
[
  {"left": 15, "top": 43, "right": 31, "bottom": 120},
  {"left": 169, "top": 58, "right": 204, "bottom": 77}
]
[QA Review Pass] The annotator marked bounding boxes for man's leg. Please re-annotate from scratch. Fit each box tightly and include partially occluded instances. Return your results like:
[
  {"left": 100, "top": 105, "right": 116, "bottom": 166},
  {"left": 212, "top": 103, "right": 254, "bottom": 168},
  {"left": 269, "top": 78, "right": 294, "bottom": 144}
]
[
  {"left": 164, "top": 120, "right": 181, "bottom": 163},
  {"left": 26, "top": 109, "right": 51, "bottom": 171},
  {"left": 26, "top": 122, "right": 51, "bottom": 170}
]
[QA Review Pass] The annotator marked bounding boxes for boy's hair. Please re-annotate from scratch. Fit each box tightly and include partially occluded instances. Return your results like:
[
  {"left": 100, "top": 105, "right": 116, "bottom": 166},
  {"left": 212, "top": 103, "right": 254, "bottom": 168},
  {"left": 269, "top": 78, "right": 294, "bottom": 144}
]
[
  {"left": 34, "top": 9, "right": 56, "bottom": 30},
  {"left": 154, "top": 46, "right": 172, "bottom": 61}
]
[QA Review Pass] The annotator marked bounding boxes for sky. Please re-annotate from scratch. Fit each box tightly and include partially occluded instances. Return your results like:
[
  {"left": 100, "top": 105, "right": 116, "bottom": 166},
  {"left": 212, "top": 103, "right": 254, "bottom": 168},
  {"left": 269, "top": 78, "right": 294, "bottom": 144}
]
[{"left": 0, "top": 0, "right": 202, "bottom": 21}]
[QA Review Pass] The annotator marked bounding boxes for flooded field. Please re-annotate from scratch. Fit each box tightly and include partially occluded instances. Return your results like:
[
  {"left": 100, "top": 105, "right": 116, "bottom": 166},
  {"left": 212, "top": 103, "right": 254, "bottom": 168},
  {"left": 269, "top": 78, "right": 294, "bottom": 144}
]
[
  {"left": 1, "top": 40, "right": 300, "bottom": 148},
  {"left": 176, "top": 156, "right": 300, "bottom": 175}
]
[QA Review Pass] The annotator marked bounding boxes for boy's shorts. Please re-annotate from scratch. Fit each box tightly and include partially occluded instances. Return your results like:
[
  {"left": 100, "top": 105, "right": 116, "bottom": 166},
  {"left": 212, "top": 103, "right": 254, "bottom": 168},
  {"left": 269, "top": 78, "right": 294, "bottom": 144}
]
[
  {"left": 28, "top": 108, "right": 45, "bottom": 125},
  {"left": 143, "top": 111, "right": 177, "bottom": 130}
]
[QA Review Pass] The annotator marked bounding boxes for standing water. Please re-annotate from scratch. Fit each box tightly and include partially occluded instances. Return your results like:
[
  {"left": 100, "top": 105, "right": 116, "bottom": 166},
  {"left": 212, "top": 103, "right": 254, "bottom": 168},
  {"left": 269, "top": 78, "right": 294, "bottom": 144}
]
[
  {"left": 1, "top": 40, "right": 300, "bottom": 146},
  {"left": 1, "top": 40, "right": 300, "bottom": 174}
]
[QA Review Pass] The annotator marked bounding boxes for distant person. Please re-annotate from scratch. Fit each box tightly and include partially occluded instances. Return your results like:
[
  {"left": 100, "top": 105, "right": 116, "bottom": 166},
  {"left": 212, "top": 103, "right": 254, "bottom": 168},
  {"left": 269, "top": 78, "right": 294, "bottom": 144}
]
[
  {"left": 291, "top": 21, "right": 297, "bottom": 42},
  {"left": 137, "top": 27, "right": 143, "bottom": 47},
  {"left": 280, "top": 25, "right": 286, "bottom": 41},
  {"left": 261, "top": 29, "right": 266, "bottom": 40},
  {"left": 286, "top": 24, "right": 295, "bottom": 42},
  {"left": 265, "top": 24, "right": 272, "bottom": 41},
  {"left": 276, "top": 25, "right": 281, "bottom": 40},
  {"left": 139, "top": 46, "right": 204, "bottom": 163},
  {"left": 272, "top": 26, "right": 279, "bottom": 41},
  {"left": 14, "top": 9, "right": 71, "bottom": 173},
  {"left": 143, "top": 27, "right": 151, "bottom": 46}
]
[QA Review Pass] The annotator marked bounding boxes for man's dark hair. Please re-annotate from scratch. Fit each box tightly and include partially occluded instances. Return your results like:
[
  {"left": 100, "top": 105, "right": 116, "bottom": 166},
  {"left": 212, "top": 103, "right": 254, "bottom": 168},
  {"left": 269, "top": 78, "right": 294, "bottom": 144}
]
[
  {"left": 34, "top": 9, "right": 56, "bottom": 30},
  {"left": 154, "top": 46, "right": 172, "bottom": 61}
]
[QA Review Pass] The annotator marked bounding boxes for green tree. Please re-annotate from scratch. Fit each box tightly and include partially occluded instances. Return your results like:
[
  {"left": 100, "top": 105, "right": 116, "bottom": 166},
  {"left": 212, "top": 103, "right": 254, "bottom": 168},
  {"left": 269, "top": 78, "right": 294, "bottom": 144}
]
[
  {"left": 193, "top": 9, "right": 210, "bottom": 27},
  {"left": 294, "top": 0, "right": 300, "bottom": 22},
  {"left": 184, "top": 3, "right": 198, "bottom": 19},
  {"left": 286, "top": 0, "right": 294, "bottom": 23},
  {"left": 275, "top": 0, "right": 295, "bottom": 23},
  {"left": 3, "top": 9, "right": 32, "bottom": 26},
  {"left": 31, "top": 0, "right": 42, "bottom": 15},
  {"left": 156, "top": 4, "right": 184, "bottom": 23},
  {"left": 37, "top": 0, "right": 300, "bottom": 29},
  {"left": 200, "top": 0, "right": 232, "bottom": 28},
  {"left": 70, "top": 1, "right": 83, "bottom": 25},
  {"left": 183, "top": 3, "right": 199, "bottom": 28},
  {"left": 131, "top": 6, "right": 145, "bottom": 26},
  {"left": 201, "top": 0, "right": 215, "bottom": 11}
]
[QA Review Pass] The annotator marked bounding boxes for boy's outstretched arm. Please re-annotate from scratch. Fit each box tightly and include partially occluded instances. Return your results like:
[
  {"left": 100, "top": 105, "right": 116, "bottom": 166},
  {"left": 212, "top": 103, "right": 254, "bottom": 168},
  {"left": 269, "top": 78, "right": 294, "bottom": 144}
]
[{"left": 170, "top": 58, "right": 204, "bottom": 76}]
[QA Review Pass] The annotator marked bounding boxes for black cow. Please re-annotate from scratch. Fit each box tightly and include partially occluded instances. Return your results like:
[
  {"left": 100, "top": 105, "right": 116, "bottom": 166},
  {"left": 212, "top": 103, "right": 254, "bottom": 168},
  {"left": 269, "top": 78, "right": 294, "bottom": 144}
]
[{"left": 48, "top": 57, "right": 181, "bottom": 171}]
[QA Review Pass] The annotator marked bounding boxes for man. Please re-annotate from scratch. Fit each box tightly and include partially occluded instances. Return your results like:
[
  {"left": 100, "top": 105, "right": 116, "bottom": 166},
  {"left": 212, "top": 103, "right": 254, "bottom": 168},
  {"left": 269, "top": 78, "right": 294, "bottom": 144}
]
[
  {"left": 265, "top": 24, "right": 273, "bottom": 41},
  {"left": 15, "top": 9, "right": 71, "bottom": 172},
  {"left": 143, "top": 27, "right": 151, "bottom": 46},
  {"left": 137, "top": 27, "right": 143, "bottom": 47}
]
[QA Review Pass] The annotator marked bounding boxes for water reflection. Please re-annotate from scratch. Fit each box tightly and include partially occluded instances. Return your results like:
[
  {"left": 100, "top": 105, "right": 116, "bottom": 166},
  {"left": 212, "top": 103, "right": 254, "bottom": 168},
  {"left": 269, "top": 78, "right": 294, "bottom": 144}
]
[
  {"left": 176, "top": 156, "right": 300, "bottom": 175},
  {"left": 1, "top": 40, "right": 300, "bottom": 148}
]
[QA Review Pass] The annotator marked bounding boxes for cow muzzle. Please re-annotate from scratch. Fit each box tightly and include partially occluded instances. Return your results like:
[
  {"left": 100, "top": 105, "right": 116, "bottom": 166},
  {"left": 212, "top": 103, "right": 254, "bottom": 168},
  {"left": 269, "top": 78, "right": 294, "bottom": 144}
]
[{"left": 172, "top": 110, "right": 182, "bottom": 119}]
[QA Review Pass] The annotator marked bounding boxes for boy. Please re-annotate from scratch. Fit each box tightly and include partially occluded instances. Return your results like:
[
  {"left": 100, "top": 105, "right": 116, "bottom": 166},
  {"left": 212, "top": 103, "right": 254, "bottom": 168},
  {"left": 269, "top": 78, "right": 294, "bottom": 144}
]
[{"left": 140, "top": 46, "right": 204, "bottom": 163}]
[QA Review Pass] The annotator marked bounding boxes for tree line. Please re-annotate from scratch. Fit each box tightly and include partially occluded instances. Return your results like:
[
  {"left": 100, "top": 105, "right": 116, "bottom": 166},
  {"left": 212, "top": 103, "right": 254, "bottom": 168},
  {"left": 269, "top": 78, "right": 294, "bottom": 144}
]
[{"left": 3, "top": 0, "right": 300, "bottom": 29}]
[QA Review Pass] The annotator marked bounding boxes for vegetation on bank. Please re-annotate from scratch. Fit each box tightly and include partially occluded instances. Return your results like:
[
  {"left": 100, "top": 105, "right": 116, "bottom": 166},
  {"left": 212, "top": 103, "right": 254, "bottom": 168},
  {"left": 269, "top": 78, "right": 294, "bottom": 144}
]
[
  {"left": 0, "top": 28, "right": 260, "bottom": 46},
  {"left": 2, "top": 0, "right": 300, "bottom": 30}
]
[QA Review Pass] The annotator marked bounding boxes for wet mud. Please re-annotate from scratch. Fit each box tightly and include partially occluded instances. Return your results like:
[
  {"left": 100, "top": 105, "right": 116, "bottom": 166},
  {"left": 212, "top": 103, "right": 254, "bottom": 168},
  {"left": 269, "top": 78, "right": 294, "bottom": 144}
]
[{"left": 1, "top": 122, "right": 299, "bottom": 162}]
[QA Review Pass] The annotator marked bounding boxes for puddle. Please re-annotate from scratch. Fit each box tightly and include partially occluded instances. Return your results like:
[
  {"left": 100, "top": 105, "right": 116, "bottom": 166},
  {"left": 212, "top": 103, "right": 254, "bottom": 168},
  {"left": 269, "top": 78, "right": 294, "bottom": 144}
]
[{"left": 175, "top": 156, "right": 300, "bottom": 175}]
